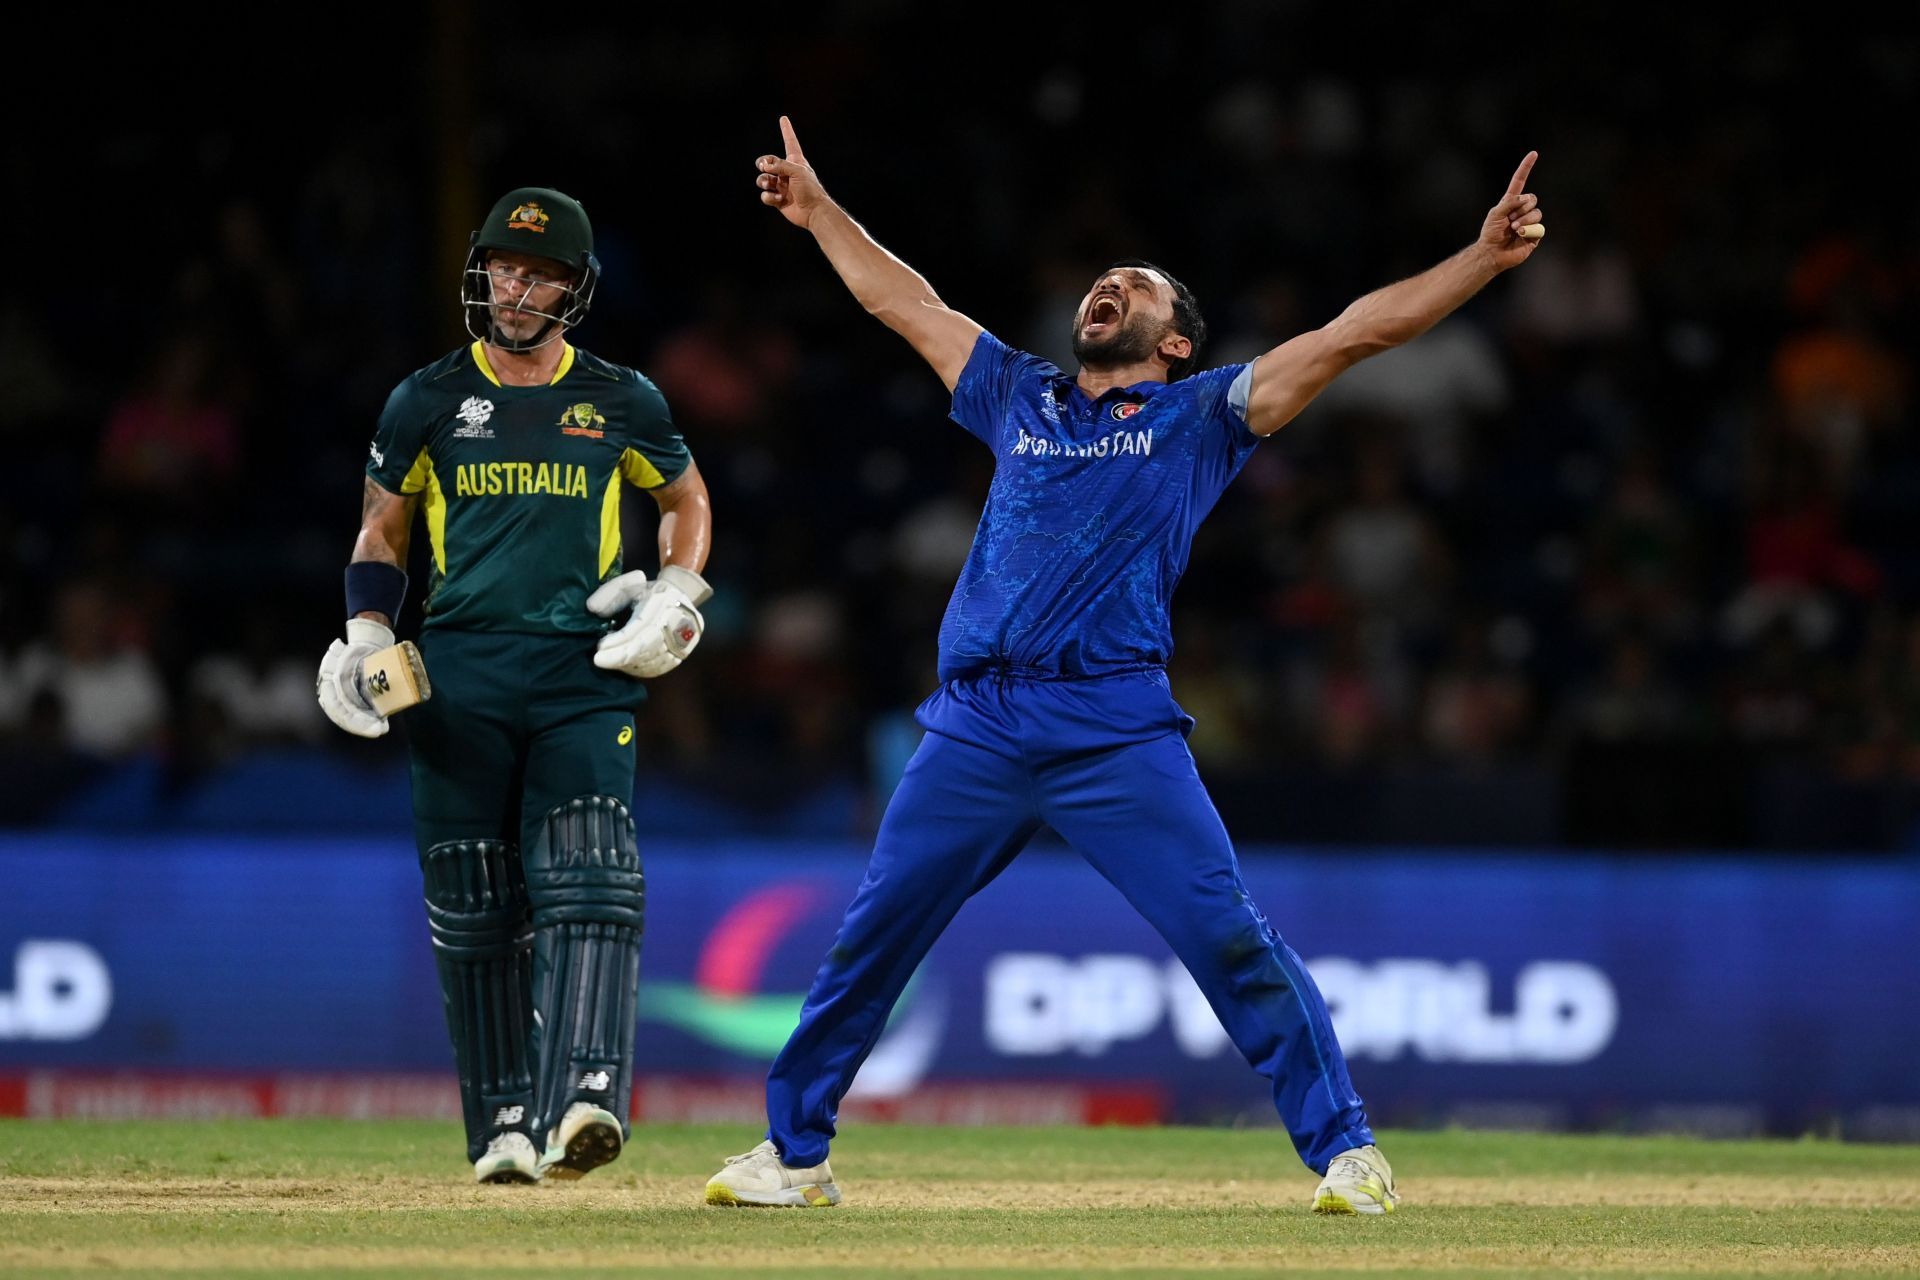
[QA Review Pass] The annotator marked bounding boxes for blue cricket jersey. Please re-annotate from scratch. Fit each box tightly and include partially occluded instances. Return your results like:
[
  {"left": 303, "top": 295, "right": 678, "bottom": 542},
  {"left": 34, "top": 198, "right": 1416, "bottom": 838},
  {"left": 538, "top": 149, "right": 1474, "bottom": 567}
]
[{"left": 937, "top": 331, "right": 1261, "bottom": 681}]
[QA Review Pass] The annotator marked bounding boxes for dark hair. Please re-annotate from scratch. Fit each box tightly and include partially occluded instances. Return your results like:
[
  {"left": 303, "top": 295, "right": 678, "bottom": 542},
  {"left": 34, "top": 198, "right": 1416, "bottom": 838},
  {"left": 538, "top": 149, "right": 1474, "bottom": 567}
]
[{"left": 1108, "top": 258, "right": 1207, "bottom": 380}]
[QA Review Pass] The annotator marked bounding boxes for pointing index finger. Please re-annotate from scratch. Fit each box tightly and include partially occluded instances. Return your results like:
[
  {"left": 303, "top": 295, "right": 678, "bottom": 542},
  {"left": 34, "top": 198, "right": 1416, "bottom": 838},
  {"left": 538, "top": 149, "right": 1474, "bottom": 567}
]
[
  {"left": 779, "top": 115, "right": 805, "bottom": 162},
  {"left": 1506, "top": 150, "right": 1538, "bottom": 197}
]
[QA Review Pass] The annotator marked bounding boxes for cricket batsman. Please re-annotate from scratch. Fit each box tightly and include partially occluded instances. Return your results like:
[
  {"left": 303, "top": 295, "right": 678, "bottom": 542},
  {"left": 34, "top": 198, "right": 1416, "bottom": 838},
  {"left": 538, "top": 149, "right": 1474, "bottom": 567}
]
[
  {"left": 316, "top": 187, "right": 713, "bottom": 1183},
  {"left": 704, "top": 119, "right": 1545, "bottom": 1214}
]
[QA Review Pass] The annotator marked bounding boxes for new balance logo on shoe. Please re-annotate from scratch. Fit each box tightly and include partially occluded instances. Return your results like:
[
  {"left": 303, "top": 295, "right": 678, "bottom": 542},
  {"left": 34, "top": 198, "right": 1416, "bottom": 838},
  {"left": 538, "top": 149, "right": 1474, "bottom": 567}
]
[
  {"left": 577, "top": 1070, "right": 611, "bottom": 1092},
  {"left": 492, "top": 1105, "right": 526, "bottom": 1126}
]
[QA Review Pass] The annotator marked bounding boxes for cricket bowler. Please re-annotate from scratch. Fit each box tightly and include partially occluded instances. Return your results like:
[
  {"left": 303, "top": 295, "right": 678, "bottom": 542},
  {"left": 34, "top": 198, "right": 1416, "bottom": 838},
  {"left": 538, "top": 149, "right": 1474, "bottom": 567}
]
[{"left": 705, "top": 119, "right": 1545, "bottom": 1214}]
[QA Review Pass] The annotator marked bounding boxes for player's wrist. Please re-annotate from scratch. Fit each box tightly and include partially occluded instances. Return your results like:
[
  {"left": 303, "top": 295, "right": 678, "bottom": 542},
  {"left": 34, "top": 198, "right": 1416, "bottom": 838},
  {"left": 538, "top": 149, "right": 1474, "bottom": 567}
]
[
  {"left": 346, "top": 561, "right": 408, "bottom": 625},
  {"left": 1467, "top": 240, "right": 1505, "bottom": 277},
  {"left": 805, "top": 195, "right": 850, "bottom": 236}
]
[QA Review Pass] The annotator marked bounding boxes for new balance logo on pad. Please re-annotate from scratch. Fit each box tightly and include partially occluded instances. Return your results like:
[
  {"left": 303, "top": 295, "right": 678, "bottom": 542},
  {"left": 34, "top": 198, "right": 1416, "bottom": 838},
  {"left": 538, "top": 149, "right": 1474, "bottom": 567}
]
[
  {"left": 577, "top": 1070, "right": 611, "bottom": 1092},
  {"left": 492, "top": 1105, "right": 525, "bottom": 1126}
]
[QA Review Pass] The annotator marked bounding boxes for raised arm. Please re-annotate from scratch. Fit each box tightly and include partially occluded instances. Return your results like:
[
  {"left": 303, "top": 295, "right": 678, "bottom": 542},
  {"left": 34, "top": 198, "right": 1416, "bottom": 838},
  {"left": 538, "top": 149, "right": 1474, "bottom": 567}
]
[
  {"left": 755, "top": 116, "right": 983, "bottom": 391},
  {"left": 1242, "top": 152, "right": 1546, "bottom": 437}
]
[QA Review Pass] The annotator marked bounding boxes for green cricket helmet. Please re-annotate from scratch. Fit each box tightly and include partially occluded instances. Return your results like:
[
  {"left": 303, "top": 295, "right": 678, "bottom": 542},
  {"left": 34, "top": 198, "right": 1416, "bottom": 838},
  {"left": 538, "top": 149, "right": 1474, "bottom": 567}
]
[{"left": 461, "top": 187, "right": 602, "bottom": 352}]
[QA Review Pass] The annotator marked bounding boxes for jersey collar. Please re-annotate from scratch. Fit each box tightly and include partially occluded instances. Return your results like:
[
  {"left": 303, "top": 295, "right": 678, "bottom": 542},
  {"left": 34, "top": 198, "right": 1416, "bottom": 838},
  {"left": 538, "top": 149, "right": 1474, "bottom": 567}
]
[
  {"left": 471, "top": 341, "right": 576, "bottom": 388},
  {"left": 1054, "top": 372, "right": 1170, "bottom": 410}
]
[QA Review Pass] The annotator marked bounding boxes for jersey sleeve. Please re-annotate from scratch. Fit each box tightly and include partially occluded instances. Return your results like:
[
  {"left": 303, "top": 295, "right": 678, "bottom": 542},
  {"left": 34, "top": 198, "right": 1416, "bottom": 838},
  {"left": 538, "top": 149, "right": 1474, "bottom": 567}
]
[
  {"left": 618, "top": 373, "right": 692, "bottom": 490},
  {"left": 948, "top": 331, "right": 1056, "bottom": 450},
  {"left": 1189, "top": 361, "right": 1262, "bottom": 487},
  {"left": 366, "top": 377, "right": 433, "bottom": 494}
]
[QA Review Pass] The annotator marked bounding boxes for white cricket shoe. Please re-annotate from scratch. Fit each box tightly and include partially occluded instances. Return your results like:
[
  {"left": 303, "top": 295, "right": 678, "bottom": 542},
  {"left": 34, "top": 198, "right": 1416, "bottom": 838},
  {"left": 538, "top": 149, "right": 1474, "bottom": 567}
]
[
  {"left": 539, "top": 1102, "right": 625, "bottom": 1181},
  {"left": 474, "top": 1131, "right": 542, "bottom": 1185},
  {"left": 705, "top": 1139, "right": 841, "bottom": 1207},
  {"left": 1312, "top": 1144, "right": 1398, "bottom": 1215}
]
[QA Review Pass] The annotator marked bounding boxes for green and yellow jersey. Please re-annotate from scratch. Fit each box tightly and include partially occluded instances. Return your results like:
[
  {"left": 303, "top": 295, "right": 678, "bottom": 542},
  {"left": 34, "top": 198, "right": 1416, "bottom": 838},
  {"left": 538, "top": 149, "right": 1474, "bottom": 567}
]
[{"left": 367, "top": 342, "right": 691, "bottom": 634}]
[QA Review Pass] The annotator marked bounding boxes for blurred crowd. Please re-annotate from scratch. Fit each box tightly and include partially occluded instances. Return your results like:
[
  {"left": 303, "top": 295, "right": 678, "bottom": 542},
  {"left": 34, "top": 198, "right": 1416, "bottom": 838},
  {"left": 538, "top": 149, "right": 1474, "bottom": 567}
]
[{"left": 5, "top": 9, "right": 1917, "bottom": 846}]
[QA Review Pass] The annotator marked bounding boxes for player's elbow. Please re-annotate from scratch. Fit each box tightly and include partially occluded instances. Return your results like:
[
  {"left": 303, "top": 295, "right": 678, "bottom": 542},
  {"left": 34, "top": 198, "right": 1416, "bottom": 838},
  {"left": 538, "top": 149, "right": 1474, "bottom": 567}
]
[
  {"left": 1327, "top": 312, "right": 1418, "bottom": 361},
  {"left": 867, "top": 290, "right": 943, "bottom": 330},
  {"left": 659, "top": 483, "right": 711, "bottom": 525},
  {"left": 352, "top": 526, "right": 405, "bottom": 567},
  {"left": 1283, "top": 324, "right": 1374, "bottom": 386}
]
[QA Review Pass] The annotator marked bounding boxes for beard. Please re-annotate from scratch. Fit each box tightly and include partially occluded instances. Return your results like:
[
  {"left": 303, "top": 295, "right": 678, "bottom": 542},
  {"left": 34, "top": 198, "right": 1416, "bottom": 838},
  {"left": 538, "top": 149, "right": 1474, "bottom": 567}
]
[{"left": 1071, "top": 314, "right": 1164, "bottom": 369}]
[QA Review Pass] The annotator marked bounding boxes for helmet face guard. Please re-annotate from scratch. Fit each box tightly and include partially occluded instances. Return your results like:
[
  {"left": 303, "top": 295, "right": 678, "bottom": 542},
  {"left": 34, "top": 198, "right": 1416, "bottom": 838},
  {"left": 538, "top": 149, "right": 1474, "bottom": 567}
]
[
  {"left": 460, "top": 187, "right": 600, "bottom": 352},
  {"left": 460, "top": 246, "right": 601, "bottom": 352}
]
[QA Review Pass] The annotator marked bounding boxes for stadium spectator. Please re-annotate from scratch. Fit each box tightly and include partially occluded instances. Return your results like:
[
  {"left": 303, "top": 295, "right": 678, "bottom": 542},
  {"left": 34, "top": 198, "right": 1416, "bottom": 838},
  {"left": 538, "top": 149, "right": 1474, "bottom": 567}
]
[{"left": 14, "top": 582, "right": 168, "bottom": 759}]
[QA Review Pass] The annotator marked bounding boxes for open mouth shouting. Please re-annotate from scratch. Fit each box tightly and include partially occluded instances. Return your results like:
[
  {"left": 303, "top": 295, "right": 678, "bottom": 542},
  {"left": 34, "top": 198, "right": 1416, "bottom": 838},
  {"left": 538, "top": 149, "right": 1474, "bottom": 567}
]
[{"left": 1083, "top": 292, "right": 1125, "bottom": 338}]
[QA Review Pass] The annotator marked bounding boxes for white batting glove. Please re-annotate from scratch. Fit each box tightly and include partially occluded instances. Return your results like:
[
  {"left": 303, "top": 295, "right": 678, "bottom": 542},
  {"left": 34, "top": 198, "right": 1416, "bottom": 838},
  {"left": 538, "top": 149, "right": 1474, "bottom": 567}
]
[
  {"left": 587, "top": 565, "right": 711, "bottom": 679},
  {"left": 316, "top": 618, "right": 394, "bottom": 738}
]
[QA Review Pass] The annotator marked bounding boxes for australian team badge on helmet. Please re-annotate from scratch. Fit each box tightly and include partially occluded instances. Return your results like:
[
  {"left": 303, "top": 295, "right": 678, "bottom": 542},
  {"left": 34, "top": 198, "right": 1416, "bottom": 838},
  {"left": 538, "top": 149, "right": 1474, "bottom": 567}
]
[{"left": 461, "top": 186, "right": 602, "bottom": 352}]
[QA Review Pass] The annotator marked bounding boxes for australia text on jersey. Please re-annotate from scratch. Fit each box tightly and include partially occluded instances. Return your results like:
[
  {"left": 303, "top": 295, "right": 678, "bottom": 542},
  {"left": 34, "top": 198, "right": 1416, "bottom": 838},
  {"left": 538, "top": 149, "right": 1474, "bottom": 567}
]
[
  {"left": 1010, "top": 426, "right": 1154, "bottom": 460},
  {"left": 452, "top": 461, "right": 592, "bottom": 498}
]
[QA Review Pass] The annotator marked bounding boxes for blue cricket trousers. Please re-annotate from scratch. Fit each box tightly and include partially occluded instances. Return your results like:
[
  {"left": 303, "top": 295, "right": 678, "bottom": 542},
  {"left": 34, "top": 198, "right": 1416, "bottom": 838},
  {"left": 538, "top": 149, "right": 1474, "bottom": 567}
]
[{"left": 764, "top": 668, "right": 1375, "bottom": 1174}]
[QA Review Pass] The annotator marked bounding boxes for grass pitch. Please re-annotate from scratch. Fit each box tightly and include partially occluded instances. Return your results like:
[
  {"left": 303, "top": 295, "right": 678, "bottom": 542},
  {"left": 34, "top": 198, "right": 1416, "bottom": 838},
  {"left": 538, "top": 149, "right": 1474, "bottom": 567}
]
[{"left": 1, "top": 1121, "right": 1916, "bottom": 1278}]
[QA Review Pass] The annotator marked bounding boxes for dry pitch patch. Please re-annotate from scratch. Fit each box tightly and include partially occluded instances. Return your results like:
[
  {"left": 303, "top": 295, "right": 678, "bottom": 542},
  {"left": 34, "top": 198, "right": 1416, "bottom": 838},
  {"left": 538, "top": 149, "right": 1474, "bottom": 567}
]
[
  {"left": 11, "top": 1171, "right": 1920, "bottom": 1213},
  {"left": 1, "top": 1121, "right": 1917, "bottom": 1278}
]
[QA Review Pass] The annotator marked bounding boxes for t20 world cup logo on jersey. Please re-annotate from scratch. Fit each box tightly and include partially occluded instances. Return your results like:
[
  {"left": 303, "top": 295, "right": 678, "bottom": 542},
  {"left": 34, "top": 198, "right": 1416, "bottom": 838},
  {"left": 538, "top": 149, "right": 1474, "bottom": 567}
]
[{"left": 452, "top": 397, "right": 496, "bottom": 439}]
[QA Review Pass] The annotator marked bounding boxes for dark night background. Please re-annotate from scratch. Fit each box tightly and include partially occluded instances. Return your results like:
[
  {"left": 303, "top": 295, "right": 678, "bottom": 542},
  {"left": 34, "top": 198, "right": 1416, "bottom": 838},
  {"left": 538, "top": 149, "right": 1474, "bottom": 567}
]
[{"left": 7, "top": 5, "right": 1917, "bottom": 852}]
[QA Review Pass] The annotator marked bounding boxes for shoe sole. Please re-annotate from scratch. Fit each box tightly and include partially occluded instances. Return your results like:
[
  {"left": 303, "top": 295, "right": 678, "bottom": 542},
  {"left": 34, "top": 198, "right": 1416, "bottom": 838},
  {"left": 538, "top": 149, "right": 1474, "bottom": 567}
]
[
  {"left": 705, "top": 1180, "right": 840, "bottom": 1207},
  {"left": 1313, "top": 1192, "right": 1394, "bottom": 1215},
  {"left": 475, "top": 1163, "right": 540, "bottom": 1185},
  {"left": 541, "top": 1113, "right": 624, "bottom": 1182}
]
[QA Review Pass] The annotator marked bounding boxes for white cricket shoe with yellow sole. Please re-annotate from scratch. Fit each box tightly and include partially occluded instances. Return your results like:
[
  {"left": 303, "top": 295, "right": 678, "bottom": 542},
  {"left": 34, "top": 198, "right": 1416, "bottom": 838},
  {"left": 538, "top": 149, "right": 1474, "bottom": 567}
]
[
  {"left": 705, "top": 1139, "right": 841, "bottom": 1207},
  {"left": 1312, "top": 1144, "right": 1398, "bottom": 1214},
  {"left": 538, "top": 1102, "right": 625, "bottom": 1181},
  {"left": 474, "top": 1131, "right": 542, "bottom": 1185}
]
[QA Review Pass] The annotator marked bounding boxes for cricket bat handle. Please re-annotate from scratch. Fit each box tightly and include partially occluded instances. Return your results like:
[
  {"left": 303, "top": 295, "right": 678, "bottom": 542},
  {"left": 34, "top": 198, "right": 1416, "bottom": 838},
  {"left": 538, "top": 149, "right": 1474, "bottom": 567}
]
[{"left": 360, "top": 642, "right": 432, "bottom": 717}]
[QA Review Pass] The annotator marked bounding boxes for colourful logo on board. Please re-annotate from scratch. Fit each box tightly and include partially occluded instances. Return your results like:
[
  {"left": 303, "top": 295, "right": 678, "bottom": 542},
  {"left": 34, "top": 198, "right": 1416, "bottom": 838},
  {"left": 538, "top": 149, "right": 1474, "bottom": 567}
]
[{"left": 637, "top": 882, "right": 942, "bottom": 1095}]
